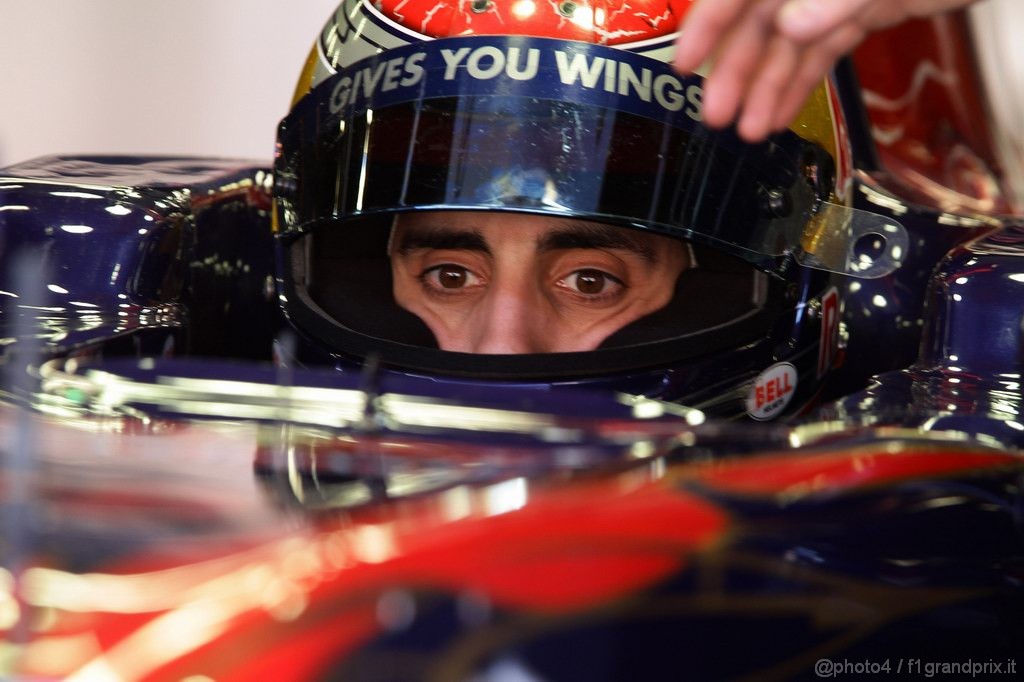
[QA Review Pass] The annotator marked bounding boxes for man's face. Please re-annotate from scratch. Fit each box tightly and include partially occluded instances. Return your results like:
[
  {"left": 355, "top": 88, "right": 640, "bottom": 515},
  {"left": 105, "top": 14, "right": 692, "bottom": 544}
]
[{"left": 389, "top": 212, "right": 690, "bottom": 354}]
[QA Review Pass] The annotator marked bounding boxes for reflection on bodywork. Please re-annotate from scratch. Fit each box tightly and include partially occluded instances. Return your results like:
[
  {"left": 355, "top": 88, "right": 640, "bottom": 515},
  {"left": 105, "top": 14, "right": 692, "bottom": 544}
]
[
  {"left": 38, "top": 358, "right": 703, "bottom": 439},
  {"left": 2, "top": 401, "right": 1020, "bottom": 680}
]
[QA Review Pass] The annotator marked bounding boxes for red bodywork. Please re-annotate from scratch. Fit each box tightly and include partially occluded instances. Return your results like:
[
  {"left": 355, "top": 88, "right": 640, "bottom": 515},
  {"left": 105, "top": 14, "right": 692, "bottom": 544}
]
[{"left": 853, "top": 13, "right": 1011, "bottom": 214}]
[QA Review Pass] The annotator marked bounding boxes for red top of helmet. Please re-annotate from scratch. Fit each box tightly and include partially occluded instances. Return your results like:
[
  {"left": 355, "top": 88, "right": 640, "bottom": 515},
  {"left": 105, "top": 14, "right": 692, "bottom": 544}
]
[{"left": 376, "top": 0, "right": 688, "bottom": 45}]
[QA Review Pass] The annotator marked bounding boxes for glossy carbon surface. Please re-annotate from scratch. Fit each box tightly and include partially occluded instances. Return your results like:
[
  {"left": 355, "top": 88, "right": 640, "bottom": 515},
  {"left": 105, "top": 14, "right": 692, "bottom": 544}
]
[
  {"left": 0, "top": 155, "right": 278, "bottom": 361},
  {"left": 1, "top": 397, "right": 1021, "bottom": 680}
]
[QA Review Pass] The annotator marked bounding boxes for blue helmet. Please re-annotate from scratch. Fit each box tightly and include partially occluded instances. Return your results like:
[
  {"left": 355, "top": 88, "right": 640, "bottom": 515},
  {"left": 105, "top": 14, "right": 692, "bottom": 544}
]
[{"left": 272, "top": 0, "right": 906, "bottom": 420}]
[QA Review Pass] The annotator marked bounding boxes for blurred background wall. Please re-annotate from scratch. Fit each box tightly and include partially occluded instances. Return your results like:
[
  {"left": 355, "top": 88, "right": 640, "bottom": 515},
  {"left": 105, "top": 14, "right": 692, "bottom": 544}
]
[
  {"left": 0, "top": 0, "right": 337, "bottom": 165},
  {"left": 970, "top": 0, "right": 1024, "bottom": 210},
  {"left": 0, "top": 0, "right": 1020, "bottom": 204}
]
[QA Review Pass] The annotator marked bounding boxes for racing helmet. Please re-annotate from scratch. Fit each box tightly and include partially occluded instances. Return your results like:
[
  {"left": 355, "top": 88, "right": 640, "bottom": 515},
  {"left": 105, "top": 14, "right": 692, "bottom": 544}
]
[{"left": 272, "top": 0, "right": 906, "bottom": 420}]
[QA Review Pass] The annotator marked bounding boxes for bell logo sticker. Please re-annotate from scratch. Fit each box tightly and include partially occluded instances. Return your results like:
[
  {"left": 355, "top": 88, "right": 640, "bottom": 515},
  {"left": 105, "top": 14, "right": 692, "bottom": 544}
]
[{"left": 746, "top": 362, "right": 798, "bottom": 421}]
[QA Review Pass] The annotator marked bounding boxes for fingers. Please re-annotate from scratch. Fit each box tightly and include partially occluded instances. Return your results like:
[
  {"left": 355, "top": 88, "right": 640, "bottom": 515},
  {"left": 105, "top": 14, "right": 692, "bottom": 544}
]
[
  {"left": 675, "top": 0, "right": 980, "bottom": 141},
  {"left": 701, "top": 1, "right": 786, "bottom": 128},
  {"left": 709, "top": 16, "right": 864, "bottom": 142},
  {"left": 736, "top": 34, "right": 800, "bottom": 142},
  {"left": 769, "top": 23, "right": 865, "bottom": 132},
  {"left": 675, "top": 0, "right": 877, "bottom": 142},
  {"left": 674, "top": 0, "right": 756, "bottom": 74}
]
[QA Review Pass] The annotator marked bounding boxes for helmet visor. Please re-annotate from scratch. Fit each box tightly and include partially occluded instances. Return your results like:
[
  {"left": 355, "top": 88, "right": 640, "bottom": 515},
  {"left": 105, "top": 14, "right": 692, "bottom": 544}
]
[{"left": 276, "top": 35, "right": 904, "bottom": 278}]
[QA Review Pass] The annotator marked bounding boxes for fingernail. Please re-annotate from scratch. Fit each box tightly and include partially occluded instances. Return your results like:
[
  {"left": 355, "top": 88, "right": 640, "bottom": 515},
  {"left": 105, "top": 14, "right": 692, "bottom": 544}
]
[
  {"left": 700, "top": 84, "right": 729, "bottom": 129},
  {"left": 738, "top": 115, "right": 768, "bottom": 144}
]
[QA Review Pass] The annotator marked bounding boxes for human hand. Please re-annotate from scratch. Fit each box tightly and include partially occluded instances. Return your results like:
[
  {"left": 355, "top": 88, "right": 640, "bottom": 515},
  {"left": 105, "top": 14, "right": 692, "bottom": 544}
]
[{"left": 673, "top": 0, "right": 979, "bottom": 142}]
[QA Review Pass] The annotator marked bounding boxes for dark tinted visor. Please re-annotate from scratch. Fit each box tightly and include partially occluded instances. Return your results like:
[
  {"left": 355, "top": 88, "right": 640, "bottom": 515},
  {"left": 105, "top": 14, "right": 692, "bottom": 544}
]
[{"left": 275, "top": 36, "right": 904, "bottom": 277}]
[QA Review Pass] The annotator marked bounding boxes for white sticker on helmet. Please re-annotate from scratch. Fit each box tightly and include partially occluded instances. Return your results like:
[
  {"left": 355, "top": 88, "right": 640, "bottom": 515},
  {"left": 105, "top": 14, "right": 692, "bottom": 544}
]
[{"left": 746, "top": 362, "right": 798, "bottom": 421}]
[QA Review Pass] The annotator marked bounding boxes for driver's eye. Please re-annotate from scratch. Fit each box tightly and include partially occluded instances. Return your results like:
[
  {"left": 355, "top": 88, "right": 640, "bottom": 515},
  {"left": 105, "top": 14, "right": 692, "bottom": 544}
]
[
  {"left": 568, "top": 269, "right": 615, "bottom": 295},
  {"left": 438, "top": 266, "right": 468, "bottom": 289},
  {"left": 424, "top": 265, "right": 475, "bottom": 290}
]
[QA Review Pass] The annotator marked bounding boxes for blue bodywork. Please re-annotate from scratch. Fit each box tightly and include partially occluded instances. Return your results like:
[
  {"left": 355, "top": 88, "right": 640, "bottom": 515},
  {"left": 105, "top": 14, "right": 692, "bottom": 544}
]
[{"left": 0, "top": 155, "right": 277, "bottom": 362}]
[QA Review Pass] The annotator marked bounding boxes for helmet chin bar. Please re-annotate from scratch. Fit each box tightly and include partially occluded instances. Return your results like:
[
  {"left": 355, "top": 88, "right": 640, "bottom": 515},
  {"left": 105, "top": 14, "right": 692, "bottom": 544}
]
[{"left": 794, "top": 202, "right": 909, "bottom": 279}]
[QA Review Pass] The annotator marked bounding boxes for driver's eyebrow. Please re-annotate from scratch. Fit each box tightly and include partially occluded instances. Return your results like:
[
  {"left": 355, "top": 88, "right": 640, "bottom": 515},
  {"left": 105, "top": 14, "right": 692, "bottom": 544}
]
[
  {"left": 393, "top": 226, "right": 490, "bottom": 255},
  {"left": 539, "top": 221, "right": 658, "bottom": 264}
]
